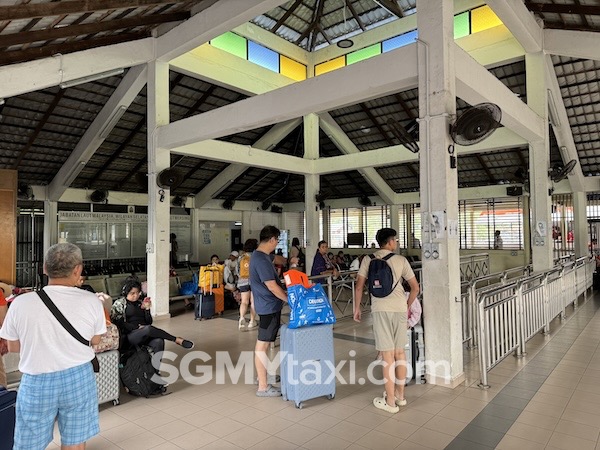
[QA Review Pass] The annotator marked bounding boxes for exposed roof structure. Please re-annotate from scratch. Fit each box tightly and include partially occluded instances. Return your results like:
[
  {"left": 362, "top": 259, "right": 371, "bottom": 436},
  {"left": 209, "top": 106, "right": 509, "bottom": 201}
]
[{"left": 1, "top": 0, "right": 599, "bottom": 206}]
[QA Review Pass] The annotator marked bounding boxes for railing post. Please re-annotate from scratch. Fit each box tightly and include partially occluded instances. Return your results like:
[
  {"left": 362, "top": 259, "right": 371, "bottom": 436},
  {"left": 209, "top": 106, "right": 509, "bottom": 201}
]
[
  {"left": 469, "top": 282, "right": 477, "bottom": 348},
  {"left": 559, "top": 267, "right": 566, "bottom": 320},
  {"left": 477, "top": 295, "right": 490, "bottom": 389},
  {"left": 516, "top": 284, "right": 527, "bottom": 357},
  {"left": 327, "top": 275, "right": 333, "bottom": 306},
  {"left": 542, "top": 274, "right": 550, "bottom": 335}
]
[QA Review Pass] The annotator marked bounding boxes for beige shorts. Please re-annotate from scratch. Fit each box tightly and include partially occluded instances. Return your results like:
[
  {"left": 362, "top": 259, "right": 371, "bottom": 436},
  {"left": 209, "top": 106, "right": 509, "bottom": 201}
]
[{"left": 372, "top": 311, "right": 408, "bottom": 351}]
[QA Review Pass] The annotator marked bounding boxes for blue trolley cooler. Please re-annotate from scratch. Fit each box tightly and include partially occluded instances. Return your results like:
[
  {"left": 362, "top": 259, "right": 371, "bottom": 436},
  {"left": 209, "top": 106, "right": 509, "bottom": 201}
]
[{"left": 280, "top": 324, "right": 336, "bottom": 409}]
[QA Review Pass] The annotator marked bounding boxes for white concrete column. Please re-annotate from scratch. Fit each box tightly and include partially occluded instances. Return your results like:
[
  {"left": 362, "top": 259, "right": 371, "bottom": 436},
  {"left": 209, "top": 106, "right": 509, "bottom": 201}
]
[
  {"left": 573, "top": 191, "right": 589, "bottom": 258},
  {"left": 304, "top": 113, "right": 320, "bottom": 272},
  {"left": 43, "top": 199, "right": 58, "bottom": 255},
  {"left": 522, "top": 195, "right": 532, "bottom": 266},
  {"left": 527, "top": 52, "right": 553, "bottom": 271},
  {"left": 190, "top": 205, "right": 199, "bottom": 262},
  {"left": 390, "top": 204, "right": 400, "bottom": 252},
  {"left": 417, "top": 0, "right": 463, "bottom": 388},
  {"left": 147, "top": 60, "right": 171, "bottom": 318}
]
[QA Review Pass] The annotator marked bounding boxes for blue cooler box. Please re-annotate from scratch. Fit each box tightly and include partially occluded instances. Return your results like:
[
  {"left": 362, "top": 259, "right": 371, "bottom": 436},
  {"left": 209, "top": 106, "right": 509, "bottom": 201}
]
[{"left": 280, "top": 324, "right": 335, "bottom": 409}]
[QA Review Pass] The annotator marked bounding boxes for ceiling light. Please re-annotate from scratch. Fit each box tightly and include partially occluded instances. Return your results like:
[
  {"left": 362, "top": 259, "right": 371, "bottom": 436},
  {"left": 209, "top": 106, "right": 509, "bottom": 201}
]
[
  {"left": 360, "top": 126, "right": 371, "bottom": 134},
  {"left": 547, "top": 89, "right": 561, "bottom": 128},
  {"left": 59, "top": 68, "right": 124, "bottom": 89},
  {"left": 99, "top": 105, "right": 127, "bottom": 139},
  {"left": 337, "top": 39, "right": 354, "bottom": 49}
]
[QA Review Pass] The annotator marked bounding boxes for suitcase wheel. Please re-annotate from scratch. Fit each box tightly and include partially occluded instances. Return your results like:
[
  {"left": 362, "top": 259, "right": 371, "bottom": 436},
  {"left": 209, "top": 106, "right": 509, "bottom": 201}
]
[
  {"left": 112, "top": 399, "right": 120, "bottom": 406},
  {"left": 327, "top": 394, "right": 335, "bottom": 400},
  {"left": 295, "top": 402, "right": 303, "bottom": 409}
]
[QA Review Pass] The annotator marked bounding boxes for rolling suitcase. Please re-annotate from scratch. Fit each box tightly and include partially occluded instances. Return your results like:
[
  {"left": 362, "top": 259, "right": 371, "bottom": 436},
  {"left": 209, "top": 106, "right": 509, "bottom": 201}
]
[
  {"left": 405, "top": 324, "right": 425, "bottom": 384},
  {"left": 95, "top": 349, "right": 120, "bottom": 406},
  {"left": 0, "top": 387, "right": 16, "bottom": 450},
  {"left": 280, "top": 324, "right": 335, "bottom": 409},
  {"left": 195, "top": 270, "right": 215, "bottom": 320}
]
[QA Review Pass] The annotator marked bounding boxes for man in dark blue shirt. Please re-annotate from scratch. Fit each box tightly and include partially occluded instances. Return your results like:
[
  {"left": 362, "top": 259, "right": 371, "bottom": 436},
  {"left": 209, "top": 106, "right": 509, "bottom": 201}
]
[{"left": 250, "top": 225, "right": 288, "bottom": 397}]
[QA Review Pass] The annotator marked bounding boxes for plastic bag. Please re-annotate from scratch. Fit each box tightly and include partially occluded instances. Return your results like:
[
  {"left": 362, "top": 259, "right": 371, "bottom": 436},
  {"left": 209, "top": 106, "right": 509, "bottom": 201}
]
[{"left": 287, "top": 283, "right": 336, "bottom": 329}]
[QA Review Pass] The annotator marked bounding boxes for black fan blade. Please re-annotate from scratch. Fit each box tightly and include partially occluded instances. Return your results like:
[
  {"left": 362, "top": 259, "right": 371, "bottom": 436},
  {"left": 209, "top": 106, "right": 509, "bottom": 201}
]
[{"left": 387, "top": 118, "right": 419, "bottom": 153}]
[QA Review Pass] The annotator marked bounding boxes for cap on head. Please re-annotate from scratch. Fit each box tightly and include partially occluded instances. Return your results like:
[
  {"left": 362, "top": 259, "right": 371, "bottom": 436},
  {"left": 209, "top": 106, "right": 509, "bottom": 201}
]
[{"left": 230, "top": 251, "right": 239, "bottom": 258}]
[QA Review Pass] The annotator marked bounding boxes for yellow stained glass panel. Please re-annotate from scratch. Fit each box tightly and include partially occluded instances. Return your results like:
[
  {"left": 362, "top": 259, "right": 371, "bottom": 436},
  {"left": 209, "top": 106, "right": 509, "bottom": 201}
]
[
  {"left": 471, "top": 5, "right": 503, "bottom": 33},
  {"left": 315, "top": 56, "right": 345, "bottom": 76},
  {"left": 280, "top": 56, "right": 306, "bottom": 81}
]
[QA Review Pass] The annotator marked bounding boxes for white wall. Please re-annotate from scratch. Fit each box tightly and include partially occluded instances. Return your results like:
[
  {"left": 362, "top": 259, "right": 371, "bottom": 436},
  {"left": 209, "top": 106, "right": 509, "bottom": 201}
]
[{"left": 197, "top": 221, "right": 236, "bottom": 264}]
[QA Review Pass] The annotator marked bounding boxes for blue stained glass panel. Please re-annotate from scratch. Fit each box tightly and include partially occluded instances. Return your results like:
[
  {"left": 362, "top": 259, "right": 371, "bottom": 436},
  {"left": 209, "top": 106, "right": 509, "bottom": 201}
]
[
  {"left": 382, "top": 30, "right": 418, "bottom": 52},
  {"left": 248, "top": 41, "right": 279, "bottom": 73}
]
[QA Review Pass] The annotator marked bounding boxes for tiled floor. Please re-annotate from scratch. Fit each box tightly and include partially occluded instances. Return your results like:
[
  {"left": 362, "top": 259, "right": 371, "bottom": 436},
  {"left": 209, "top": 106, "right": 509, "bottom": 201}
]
[{"left": 43, "top": 291, "right": 600, "bottom": 449}]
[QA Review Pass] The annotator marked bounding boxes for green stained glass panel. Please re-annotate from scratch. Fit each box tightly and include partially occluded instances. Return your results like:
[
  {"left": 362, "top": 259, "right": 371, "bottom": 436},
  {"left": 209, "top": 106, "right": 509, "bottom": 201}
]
[{"left": 210, "top": 32, "right": 247, "bottom": 59}]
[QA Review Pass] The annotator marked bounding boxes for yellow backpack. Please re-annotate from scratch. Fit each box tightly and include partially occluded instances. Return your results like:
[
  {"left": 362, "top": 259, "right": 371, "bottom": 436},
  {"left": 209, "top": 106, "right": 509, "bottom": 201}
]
[{"left": 239, "top": 254, "right": 251, "bottom": 279}]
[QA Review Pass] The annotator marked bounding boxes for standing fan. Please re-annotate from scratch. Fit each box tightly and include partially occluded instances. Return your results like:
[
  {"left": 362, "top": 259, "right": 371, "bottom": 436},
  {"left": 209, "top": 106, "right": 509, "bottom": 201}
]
[
  {"left": 549, "top": 159, "right": 577, "bottom": 182},
  {"left": 157, "top": 168, "right": 183, "bottom": 190},
  {"left": 450, "top": 103, "right": 502, "bottom": 146}
]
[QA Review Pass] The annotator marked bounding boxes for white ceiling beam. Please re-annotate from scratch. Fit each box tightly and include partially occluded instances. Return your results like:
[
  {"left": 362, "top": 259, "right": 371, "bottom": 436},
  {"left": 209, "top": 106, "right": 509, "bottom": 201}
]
[
  {"left": 194, "top": 164, "right": 249, "bottom": 208},
  {"left": 156, "top": 0, "right": 288, "bottom": 62},
  {"left": 170, "top": 44, "right": 293, "bottom": 96},
  {"left": 47, "top": 65, "right": 147, "bottom": 201},
  {"left": 585, "top": 177, "right": 600, "bottom": 193},
  {"left": 159, "top": 44, "right": 418, "bottom": 150},
  {"left": 455, "top": 45, "right": 545, "bottom": 144},
  {"left": 485, "top": 0, "right": 542, "bottom": 53},
  {"left": 545, "top": 55, "right": 586, "bottom": 192},
  {"left": 319, "top": 113, "right": 398, "bottom": 204},
  {"left": 172, "top": 140, "right": 311, "bottom": 175},
  {"left": 194, "top": 118, "right": 302, "bottom": 207},
  {"left": 544, "top": 29, "right": 600, "bottom": 61},
  {"left": 457, "top": 25, "right": 524, "bottom": 68},
  {"left": 313, "top": 147, "right": 410, "bottom": 175},
  {"left": 0, "top": 38, "right": 152, "bottom": 98}
]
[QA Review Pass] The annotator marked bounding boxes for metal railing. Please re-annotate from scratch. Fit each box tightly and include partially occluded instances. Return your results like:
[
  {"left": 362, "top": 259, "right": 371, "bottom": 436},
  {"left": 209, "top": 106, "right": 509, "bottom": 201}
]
[
  {"left": 476, "top": 256, "right": 595, "bottom": 388},
  {"left": 460, "top": 253, "right": 490, "bottom": 282}
]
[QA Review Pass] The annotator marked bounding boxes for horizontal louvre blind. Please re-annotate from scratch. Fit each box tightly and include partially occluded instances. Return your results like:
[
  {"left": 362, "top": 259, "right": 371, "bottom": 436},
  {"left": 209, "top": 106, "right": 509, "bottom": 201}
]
[{"left": 458, "top": 198, "right": 523, "bottom": 249}]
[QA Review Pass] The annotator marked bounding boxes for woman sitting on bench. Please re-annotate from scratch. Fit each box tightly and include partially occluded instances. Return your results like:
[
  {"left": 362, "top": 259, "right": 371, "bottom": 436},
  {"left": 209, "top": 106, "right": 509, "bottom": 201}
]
[{"left": 111, "top": 277, "right": 194, "bottom": 355}]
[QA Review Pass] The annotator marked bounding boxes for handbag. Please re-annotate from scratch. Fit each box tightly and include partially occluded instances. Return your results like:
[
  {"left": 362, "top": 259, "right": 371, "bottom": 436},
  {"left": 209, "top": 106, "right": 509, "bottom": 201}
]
[
  {"left": 287, "top": 283, "right": 336, "bottom": 329},
  {"left": 37, "top": 290, "right": 100, "bottom": 373},
  {"left": 92, "top": 323, "right": 119, "bottom": 353}
]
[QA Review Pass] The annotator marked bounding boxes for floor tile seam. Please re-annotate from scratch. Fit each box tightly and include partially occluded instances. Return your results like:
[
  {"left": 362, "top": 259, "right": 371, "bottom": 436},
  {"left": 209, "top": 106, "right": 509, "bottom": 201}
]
[{"left": 445, "top": 296, "right": 600, "bottom": 450}]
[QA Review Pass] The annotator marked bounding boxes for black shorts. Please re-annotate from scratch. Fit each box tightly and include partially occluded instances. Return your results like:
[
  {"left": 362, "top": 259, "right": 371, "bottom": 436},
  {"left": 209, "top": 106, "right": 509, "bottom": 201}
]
[
  {"left": 238, "top": 285, "right": 251, "bottom": 293},
  {"left": 257, "top": 311, "right": 281, "bottom": 342}
]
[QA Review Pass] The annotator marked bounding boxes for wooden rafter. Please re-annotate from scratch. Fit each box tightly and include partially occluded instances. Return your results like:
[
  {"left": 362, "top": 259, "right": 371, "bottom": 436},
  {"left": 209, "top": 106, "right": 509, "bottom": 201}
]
[
  {"left": 271, "top": 0, "right": 303, "bottom": 33},
  {"left": 475, "top": 154, "right": 495, "bottom": 183},
  {"left": 375, "top": 0, "right": 404, "bottom": 18},
  {"left": 526, "top": 3, "right": 600, "bottom": 15},
  {"left": 12, "top": 90, "right": 66, "bottom": 169},
  {"left": 310, "top": 0, "right": 326, "bottom": 51},
  {"left": 541, "top": 22, "right": 600, "bottom": 32},
  {"left": 359, "top": 103, "right": 395, "bottom": 147},
  {"left": 345, "top": 0, "right": 365, "bottom": 31},
  {"left": 0, "top": 12, "right": 188, "bottom": 47},
  {"left": 0, "top": 32, "right": 148, "bottom": 65},
  {"left": 394, "top": 94, "right": 417, "bottom": 120},
  {"left": 0, "top": 0, "right": 187, "bottom": 21}
]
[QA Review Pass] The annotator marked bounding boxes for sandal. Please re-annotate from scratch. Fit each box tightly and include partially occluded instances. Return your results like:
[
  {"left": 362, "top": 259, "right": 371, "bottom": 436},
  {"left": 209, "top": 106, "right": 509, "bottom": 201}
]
[
  {"left": 256, "top": 384, "right": 282, "bottom": 397},
  {"left": 373, "top": 396, "right": 399, "bottom": 413}
]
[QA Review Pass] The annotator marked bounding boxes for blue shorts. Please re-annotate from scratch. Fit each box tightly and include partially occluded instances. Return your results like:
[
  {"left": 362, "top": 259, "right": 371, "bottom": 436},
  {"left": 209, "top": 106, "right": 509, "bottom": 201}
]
[{"left": 15, "top": 362, "right": 99, "bottom": 449}]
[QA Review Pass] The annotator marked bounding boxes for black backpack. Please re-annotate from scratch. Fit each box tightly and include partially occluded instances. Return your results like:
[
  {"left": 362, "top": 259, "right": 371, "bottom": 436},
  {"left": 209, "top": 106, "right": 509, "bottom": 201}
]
[
  {"left": 367, "top": 253, "right": 399, "bottom": 298},
  {"left": 120, "top": 347, "right": 167, "bottom": 397}
]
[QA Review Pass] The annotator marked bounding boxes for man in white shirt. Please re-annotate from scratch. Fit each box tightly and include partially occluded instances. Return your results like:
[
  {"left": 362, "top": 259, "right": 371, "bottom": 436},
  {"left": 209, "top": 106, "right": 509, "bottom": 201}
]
[{"left": 0, "top": 243, "right": 106, "bottom": 450}]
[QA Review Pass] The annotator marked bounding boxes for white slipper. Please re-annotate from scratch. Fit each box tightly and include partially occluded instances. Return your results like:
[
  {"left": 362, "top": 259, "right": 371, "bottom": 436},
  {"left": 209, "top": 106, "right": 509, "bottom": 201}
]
[
  {"left": 373, "top": 396, "right": 399, "bottom": 413},
  {"left": 383, "top": 391, "right": 407, "bottom": 406}
]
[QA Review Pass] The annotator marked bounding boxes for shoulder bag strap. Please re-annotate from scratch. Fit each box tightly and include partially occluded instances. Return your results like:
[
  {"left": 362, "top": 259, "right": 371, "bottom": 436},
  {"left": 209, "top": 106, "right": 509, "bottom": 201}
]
[{"left": 37, "top": 289, "right": 90, "bottom": 347}]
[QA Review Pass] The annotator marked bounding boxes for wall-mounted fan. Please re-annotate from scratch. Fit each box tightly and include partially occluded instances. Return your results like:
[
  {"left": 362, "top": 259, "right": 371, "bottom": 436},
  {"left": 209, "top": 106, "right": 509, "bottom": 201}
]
[
  {"left": 549, "top": 159, "right": 577, "bottom": 183},
  {"left": 90, "top": 189, "right": 108, "bottom": 203},
  {"left": 387, "top": 118, "right": 419, "bottom": 153},
  {"left": 17, "top": 182, "right": 33, "bottom": 200},
  {"left": 157, "top": 168, "right": 183, "bottom": 190},
  {"left": 270, "top": 205, "right": 283, "bottom": 214},
  {"left": 358, "top": 195, "right": 372, "bottom": 206},
  {"left": 261, "top": 200, "right": 272, "bottom": 211},
  {"left": 172, "top": 195, "right": 186, "bottom": 207},
  {"left": 450, "top": 103, "right": 502, "bottom": 146},
  {"left": 315, "top": 191, "right": 329, "bottom": 210},
  {"left": 222, "top": 199, "right": 235, "bottom": 210}
]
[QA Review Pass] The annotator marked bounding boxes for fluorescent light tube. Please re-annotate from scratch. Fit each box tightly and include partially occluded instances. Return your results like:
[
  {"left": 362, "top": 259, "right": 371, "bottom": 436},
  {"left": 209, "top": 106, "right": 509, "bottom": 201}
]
[
  {"left": 547, "top": 89, "right": 561, "bottom": 128},
  {"left": 59, "top": 68, "right": 124, "bottom": 89},
  {"left": 63, "top": 161, "right": 86, "bottom": 186},
  {"left": 99, "top": 105, "right": 127, "bottom": 139}
]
